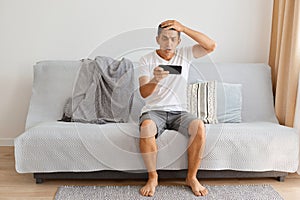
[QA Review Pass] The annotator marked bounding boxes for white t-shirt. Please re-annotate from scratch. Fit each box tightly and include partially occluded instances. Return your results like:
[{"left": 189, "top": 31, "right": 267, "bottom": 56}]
[{"left": 138, "top": 46, "right": 194, "bottom": 113}]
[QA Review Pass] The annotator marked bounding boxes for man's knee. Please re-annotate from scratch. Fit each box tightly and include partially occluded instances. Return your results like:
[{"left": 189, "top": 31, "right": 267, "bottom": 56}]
[
  {"left": 140, "top": 119, "right": 157, "bottom": 138},
  {"left": 188, "top": 119, "right": 206, "bottom": 140}
]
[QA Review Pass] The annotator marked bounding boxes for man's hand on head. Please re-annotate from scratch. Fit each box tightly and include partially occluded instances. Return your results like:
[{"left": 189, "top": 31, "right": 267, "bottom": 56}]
[
  {"left": 160, "top": 20, "right": 186, "bottom": 33},
  {"left": 153, "top": 66, "right": 169, "bottom": 82}
]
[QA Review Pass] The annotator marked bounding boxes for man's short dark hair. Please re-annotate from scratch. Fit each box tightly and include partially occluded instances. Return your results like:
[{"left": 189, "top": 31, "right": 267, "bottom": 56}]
[{"left": 157, "top": 24, "right": 181, "bottom": 37}]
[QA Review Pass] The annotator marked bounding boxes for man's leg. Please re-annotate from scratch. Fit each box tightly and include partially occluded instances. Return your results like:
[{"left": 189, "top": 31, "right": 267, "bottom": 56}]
[
  {"left": 185, "top": 119, "right": 208, "bottom": 196},
  {"left": 139, "top": 119, "right": 158, "bottom": 197}
]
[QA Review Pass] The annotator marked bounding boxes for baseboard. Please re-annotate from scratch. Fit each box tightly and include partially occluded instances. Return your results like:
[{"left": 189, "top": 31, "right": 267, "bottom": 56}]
[{"left": 0, "top": 138, "right": 14, "bottom": 146}]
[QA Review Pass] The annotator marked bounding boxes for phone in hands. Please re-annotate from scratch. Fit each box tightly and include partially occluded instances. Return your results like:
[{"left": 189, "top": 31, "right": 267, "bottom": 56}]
[{"left": 159, "top": 65, "right": 182, "bottom": 74}]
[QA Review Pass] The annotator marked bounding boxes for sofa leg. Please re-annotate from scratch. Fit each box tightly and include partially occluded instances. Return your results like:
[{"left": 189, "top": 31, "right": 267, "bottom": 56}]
[
  {"left": 36, "top": 178, "right": 44, "bottom": 184},
  {"left": 277, "top": 176, "right": 285, "bottom": 182}
]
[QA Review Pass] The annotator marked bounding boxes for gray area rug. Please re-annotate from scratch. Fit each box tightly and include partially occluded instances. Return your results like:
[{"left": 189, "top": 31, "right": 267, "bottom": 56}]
[{"left": 54, "top": 184, "right": 283, "bottom": 200}]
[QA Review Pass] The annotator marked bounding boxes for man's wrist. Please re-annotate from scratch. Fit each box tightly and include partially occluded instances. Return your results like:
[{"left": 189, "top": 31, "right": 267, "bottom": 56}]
[
  {"left": 150, "top": 78, "right": 159, "bottom": 84},
  {"left": 182, "top": 25, "right": 188, "bottom": 33}
]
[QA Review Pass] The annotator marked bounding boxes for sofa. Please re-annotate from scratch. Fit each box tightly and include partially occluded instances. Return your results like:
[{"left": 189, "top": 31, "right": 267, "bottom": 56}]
[{"left": 14, "top": 60, "right": 299, "bottom": 183}]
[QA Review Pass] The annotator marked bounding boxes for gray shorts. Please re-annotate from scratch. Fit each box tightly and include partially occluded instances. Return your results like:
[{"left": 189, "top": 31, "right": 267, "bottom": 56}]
[{"left": 139, "top": 110, "right": 198, "bottom": 138}]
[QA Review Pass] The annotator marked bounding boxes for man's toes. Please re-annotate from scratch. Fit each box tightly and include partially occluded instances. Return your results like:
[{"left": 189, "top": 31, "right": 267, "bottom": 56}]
[
  {"left": 193, "top": 190, "right": 201, "bottom": 196},
  {"left": 140, "top": 188, "right": 147, "bottom": 196},
  {"left": 148, "top": 190, "right": 154, "bottom": 197},
  {"left": 143, "top": 190, "right": 147, "bottom": 196},
  {"left": 200, "top": 188, "right": 208, "bottom": 196}
]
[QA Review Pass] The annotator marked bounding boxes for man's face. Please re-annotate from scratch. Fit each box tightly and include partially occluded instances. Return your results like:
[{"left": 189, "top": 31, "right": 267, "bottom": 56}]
[{"left": 156, "top": 29, "right": 181, "bottom": 55}]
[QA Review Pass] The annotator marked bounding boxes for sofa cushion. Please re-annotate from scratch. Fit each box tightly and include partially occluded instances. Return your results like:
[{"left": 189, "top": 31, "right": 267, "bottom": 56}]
[
  {"left": 26, "top": 61, "right": 81, "bottom": 129},
  {"left": 26, "top": 62, "right": 278, "bottom": 129},
  {"left": 15, "top": 121, "right": 299, "bottom": 173}
]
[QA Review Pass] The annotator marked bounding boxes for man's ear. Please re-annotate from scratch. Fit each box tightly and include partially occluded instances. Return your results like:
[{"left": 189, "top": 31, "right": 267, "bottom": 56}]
[
  {"left": 177, "top": 38, "right": 181, "bottom": 46},
  {"left": 156, "top": 36, "right": 159, "bottom": 45}
]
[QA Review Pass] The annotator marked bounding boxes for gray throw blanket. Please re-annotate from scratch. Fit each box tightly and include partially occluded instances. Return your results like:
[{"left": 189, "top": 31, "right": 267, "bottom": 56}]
[{"left": 62, "top": 56, "right": 135, "bottom": 124}]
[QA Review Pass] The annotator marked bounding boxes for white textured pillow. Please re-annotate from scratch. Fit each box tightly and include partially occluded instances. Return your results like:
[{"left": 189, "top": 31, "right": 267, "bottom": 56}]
[{"left": 187, "top": 81, "right": 218, "bottom": 124}]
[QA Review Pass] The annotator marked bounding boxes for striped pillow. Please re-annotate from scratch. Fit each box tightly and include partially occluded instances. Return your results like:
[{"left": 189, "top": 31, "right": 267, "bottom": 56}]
[{"left": 187, "top": 81, "right": 218, "bottom": 124}]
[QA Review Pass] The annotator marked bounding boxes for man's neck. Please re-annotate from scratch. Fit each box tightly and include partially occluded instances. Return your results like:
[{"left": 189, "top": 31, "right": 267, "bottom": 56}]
[{"left": 156, "top": 49, "right": 175, "bottom": 61}]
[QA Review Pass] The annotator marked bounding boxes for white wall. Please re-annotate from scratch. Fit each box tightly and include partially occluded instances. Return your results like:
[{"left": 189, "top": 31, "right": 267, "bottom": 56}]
[{"left": 0, "top": 0, "right": 273, "bottom": 145}]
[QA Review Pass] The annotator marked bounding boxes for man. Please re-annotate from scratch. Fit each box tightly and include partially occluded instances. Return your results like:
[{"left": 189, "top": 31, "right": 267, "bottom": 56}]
[{"left": 138, "top": 19, "right": 216, "bottom": 197}]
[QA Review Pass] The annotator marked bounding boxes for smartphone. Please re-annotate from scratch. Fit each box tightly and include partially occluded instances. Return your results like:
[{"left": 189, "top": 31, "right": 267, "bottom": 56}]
[{"left": 159, "top": 65, "right": 182, "bottom": 74}]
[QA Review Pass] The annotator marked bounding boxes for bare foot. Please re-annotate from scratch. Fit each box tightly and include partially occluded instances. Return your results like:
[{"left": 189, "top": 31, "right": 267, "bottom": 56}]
[
  {"left": 140, "top": 176, "right": 158, "bottom": 197},
  {"left": 186, "top": 177, "right": 208, "bottom": 196}
]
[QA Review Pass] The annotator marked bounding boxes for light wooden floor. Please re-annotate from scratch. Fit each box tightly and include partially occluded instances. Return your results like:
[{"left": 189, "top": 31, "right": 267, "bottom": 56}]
[{"left": 1, "top": 146, "right": 300, "bottom": 200}]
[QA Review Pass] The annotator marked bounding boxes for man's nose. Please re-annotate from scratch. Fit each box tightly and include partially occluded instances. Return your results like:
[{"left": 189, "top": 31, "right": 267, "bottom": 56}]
[{"left": 166, "top": 39, "right": 172, "bottom": 46}]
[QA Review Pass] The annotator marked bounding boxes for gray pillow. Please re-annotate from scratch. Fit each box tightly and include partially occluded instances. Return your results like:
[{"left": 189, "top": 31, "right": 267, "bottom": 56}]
[{"left": 217, "top": 82, "right": 242, "bottom": 123}]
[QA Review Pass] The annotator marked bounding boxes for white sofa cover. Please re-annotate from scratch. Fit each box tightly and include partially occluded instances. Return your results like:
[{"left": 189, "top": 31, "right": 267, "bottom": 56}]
[{"left": 15, "top": 61, "right": 299, "bottom": 174}]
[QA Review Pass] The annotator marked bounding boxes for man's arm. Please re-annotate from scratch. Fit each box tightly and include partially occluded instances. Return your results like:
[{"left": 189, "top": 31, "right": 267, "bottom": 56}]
[
  {"left": 160, "top": 20, "right": 217, "bottom": 58},
  {"left": 139, "top": 76, "right": 158, "bottom": 98},
  {"left": 139, "top": 67, "right": 169, "bottom": 98}
]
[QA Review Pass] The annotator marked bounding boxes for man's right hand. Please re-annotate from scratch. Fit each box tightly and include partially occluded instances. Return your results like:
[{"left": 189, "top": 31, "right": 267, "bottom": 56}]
[
  {"left": 139, "top": 66, "right": 169, "bottom": 98},
  {"left": 153, "top": 66, "right": 169, "bottom": 82}
]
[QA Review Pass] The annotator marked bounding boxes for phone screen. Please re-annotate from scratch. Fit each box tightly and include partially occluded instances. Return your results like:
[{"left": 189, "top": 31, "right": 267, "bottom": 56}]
[{"left": 159, "top": 65, "right": 182, "bottom": 74}]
